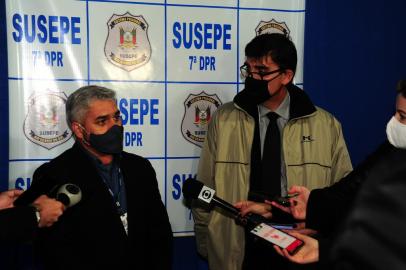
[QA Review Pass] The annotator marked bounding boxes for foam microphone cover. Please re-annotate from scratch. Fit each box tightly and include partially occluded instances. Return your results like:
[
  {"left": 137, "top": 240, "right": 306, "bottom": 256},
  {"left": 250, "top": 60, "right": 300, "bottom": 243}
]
[
  {"left": 56, "top": 183, "right": 82, "bottom": 208},
  {"left": 182, "top": 178, "right": 204, "bottom": 200}
]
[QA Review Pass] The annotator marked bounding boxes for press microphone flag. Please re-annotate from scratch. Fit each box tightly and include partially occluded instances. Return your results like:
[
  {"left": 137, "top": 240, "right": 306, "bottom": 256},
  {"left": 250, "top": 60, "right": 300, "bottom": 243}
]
[{"left": 182, "top": 177, "right": 267, "bottom": 227}]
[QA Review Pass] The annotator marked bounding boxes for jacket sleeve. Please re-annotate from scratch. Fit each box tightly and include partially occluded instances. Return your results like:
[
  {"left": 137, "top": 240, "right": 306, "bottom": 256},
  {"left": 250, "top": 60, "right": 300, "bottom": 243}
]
[
  {"left": 0, "top": 206, "right": 38, "bottom": 243},
  {"left": 143, "top": 159, "right": 173, "bottom": 270},
  {"left": 191, "top": 110, "right": 219, "bottom": 259},
  {"left": 306, "top": 143, "right": 390, "bottom": 235},
  {"left": 328, "top": 146, "right": 406, "bottom": 269},
  {"left": 329, "top": 119, "right": 353, "bottom": 184}
]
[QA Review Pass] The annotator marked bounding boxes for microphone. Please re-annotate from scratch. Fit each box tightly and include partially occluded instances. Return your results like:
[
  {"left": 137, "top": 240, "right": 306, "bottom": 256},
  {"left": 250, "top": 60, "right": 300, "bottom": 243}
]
[
  {"left": 182, "top": 178, "right": 268, "bottom": 228},
  {"left": 56, "top": 183, "right": 82, "bottom": 208},
  {"left": 14, "top": 182, "right": 82, "bottom": 208}
]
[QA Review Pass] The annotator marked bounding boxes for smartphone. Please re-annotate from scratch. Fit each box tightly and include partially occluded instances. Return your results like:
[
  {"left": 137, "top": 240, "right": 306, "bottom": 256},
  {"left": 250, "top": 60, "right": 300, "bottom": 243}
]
[
  {"left": 250, "top": 223, "right": 304, "bottom": 255},
  {"left": 273, "top": 196, "right": 291, "bottom": 207},
  {"left": 273, "top": 193, "right": 299, "bottom": 207}
]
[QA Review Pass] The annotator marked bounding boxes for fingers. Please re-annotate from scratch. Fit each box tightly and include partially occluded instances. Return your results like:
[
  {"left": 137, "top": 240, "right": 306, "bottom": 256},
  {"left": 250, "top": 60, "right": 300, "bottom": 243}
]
[
  {"left": 288, "top": 185, "right": 303, "bottom": 194},
  {"left": 273, "top": 245, "right": 284, "bottom": 257},
  {"left": 270, "top": 201, "right": 291, "bottom": 213}
]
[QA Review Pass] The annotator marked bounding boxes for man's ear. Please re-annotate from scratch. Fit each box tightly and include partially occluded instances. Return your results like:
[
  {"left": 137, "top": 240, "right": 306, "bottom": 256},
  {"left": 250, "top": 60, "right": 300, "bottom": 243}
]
[
  {"left": 71, "top": 122, "right": 84, "bottom": 140},
  {"left": 281, "top": 69, "right": 294, "bottom": 85}
]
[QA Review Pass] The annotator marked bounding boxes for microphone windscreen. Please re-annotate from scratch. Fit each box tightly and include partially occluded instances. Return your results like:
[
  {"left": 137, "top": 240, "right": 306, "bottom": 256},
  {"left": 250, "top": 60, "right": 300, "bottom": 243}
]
[{"left": 182, "top": 178, "right": 204, "bottom": 200}]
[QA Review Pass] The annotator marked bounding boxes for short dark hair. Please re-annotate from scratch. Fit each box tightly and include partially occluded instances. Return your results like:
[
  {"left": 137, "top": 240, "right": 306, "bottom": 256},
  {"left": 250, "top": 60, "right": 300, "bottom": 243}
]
[
  {"left": 245, "top": 33, "right": 297, "bottom": 74},
  {"left": 397, "top": 79, "right": 406, "bottom": 98}
]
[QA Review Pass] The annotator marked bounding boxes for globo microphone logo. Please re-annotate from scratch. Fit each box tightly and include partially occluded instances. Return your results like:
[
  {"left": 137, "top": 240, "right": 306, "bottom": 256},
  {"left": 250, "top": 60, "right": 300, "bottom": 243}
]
[{"left": 198, "top": 186, "right": 215, "bottom": 203}]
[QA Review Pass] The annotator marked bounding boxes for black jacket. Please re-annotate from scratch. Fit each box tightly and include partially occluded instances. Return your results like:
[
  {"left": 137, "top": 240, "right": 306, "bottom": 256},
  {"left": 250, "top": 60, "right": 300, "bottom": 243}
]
[
  {"left": 0, "top": 206, "right": 38, "bottom": 243},
  {"left": 308, "top": 142, "right": 406, "bottom": 269},
  {"left": 19, "top": 143, "right": 173, "bottom": 270}
]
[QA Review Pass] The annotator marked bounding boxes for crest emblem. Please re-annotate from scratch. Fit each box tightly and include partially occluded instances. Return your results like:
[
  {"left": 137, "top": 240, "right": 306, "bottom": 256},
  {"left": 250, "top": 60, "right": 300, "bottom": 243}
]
[
  {"left": 255, "top": 19, "right": 290, "bottom": 37},
  {"left": 181, "top": 92, "right": 222, "bottom": 147},
  {"left": 104, "top": 12, "right": 151, "bottom": 71},
  {"left": 23, "top": 90, "right": 72, "bottom": 150}
]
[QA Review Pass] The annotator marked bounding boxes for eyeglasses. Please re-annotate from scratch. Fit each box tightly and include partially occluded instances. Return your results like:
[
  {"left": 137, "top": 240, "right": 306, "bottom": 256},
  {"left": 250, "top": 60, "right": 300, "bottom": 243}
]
[{"left": 240, "top": 64, "right": 282, "bottom": 80}]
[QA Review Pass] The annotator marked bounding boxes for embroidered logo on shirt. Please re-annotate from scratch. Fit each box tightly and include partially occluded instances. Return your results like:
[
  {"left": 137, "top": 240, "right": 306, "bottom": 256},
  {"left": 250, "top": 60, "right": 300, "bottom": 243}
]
[{"left": 301, "top": 135, "right": 314, "bottom": 143}]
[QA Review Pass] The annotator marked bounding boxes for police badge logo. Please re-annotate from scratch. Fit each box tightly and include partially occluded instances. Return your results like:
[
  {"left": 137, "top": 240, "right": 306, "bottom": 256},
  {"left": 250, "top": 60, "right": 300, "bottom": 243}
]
[
  {"left": 255, "top": 19, "right": 291, "bottom": 37},
  {"left": 181, "top": 92, "right": 222, "bottom": 147},
  {"left": 23, "top": 91, "right": 72, "bottom": 150},
  {"left": 104, "top": 12, "right": 152, "bottom": 72}
]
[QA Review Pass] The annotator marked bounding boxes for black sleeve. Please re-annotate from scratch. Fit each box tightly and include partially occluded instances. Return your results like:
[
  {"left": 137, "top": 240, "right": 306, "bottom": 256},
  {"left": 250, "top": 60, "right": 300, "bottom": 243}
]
[
  {"left": 14, "top": 163, "right": 58, "bottom": 207},
  {"left": 143, "top": 159, "right": 173, "bottom": 270},
  {"left": 306, "top": 142, "right": 391, "bottom": 235},
  {"left": 327, "top": 146, "right": 406, "bottom": 269},
  {"left": 0, "top": 206, "right": 38, "bottom": 243}
]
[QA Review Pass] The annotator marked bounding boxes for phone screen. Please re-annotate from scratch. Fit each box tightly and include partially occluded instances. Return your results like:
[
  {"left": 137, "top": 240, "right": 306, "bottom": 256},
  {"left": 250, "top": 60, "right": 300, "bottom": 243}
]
[{"left": 250, "top": 223, "right": 304, "bottom": 255}]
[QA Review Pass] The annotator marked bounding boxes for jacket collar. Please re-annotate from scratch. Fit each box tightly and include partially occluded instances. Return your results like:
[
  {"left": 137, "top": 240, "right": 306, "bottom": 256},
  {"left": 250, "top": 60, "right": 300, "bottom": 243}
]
[{"left": 233, "top": 83, "right": 317, "bottom": 120}]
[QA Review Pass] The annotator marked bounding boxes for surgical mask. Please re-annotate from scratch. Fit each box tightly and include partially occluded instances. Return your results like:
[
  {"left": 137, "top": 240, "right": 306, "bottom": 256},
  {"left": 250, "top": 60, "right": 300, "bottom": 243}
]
[
  {"left": 243, "top": 75, "right": 282, "bottom": 105},
  {"left": 386, "top": 116, "right": 406, "bottom": 149},
  {"left": 80, "top": 124, "right": 124, "bottom": 154},
  {"left": 244, "top": 77, "right": 271, "bottom": 104}
]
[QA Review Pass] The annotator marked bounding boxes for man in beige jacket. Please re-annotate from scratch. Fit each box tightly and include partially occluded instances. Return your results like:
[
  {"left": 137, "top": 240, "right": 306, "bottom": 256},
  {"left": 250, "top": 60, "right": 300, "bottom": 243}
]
[{"left": 191, "top": 33, "right": 352, "bottom": 270}]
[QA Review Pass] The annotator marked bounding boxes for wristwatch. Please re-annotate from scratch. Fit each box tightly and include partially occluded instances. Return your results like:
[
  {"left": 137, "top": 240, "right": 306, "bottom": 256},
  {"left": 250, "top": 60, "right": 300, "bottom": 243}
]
[{"left": 34, "top": 207, "right": 41, "bottom": 223}]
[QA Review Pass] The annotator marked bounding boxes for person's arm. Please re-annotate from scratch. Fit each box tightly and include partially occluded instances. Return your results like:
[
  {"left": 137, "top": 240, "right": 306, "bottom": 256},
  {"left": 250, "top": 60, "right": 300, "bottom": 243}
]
[
  {"left": 191, "top": 111, "right": 219, "bottom": 259},
  {"left": 0, "top": 206, "right": 38, "bottom": 242},
  {"left": 306, "top": 142, "right": 392, "bottom": 234},
  {"left": 328, "top": 146, "right": 406, "bottom": 270}
]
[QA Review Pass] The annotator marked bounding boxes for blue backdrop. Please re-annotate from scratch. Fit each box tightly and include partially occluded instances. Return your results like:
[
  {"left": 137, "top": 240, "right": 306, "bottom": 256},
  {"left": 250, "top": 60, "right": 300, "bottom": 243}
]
[{"left": 1, "top": 0, "right": 406, "bottom": 269}]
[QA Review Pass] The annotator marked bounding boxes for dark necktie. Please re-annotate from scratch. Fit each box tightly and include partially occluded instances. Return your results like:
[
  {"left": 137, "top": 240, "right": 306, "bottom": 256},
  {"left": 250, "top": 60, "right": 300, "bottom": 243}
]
[{"left": 261, "top": 112, "right": 281, "bottom": 197}]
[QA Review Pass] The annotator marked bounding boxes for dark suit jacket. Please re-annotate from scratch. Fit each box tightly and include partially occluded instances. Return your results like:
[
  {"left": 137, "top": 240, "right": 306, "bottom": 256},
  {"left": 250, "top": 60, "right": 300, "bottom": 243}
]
[
  {"left": 0, "top": 206, "right": 37, "bottom": 243},
  {"left": 22, "top": 143, "right": 173, "bottom": 270}
]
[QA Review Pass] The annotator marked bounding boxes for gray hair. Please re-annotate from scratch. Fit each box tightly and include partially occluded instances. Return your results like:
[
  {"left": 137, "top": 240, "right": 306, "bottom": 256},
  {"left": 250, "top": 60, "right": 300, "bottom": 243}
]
[{"left": 66, "top": 85, "right": 117, "bottom": 126}]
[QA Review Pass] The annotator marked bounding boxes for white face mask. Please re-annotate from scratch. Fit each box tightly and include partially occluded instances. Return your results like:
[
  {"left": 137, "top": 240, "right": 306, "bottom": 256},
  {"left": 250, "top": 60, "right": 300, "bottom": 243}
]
[{"left": 386, "top": 116, "right": 406, "bottom": 149}]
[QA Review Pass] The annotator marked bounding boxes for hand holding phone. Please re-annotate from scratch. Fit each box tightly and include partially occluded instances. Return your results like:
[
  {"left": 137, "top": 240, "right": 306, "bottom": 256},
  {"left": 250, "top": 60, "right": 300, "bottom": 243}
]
[
  {"left": 250, "top": 223, "right": 304, "bottom": 255},
  {"left": 273, "top": 193, "right": 299, "bottom": 207}
]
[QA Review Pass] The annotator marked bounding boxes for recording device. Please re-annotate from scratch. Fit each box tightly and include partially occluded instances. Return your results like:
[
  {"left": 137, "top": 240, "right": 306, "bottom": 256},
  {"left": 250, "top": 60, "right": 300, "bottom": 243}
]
[
  {"left": 249, "top": 190, "right": 297, "bottom": 207},
  {"left": 182, "top": 178, "right": 304, "bottom": 254},
  {"left": 182, "top": 177, "right": 267, "bottom": 227}
]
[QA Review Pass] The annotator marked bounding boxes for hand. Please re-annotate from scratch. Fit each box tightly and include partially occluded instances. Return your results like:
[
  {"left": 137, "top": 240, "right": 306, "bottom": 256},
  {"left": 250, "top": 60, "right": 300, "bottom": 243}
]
[
  {"left": 0, "top": 189, "right": 24, "bottom": 210},
  {"left": 33, "top": 195, "right": 65, "bottom": 228},
  {"left": 270, "top": 186, "right": 310, "bottom": 220},
  {"left": 273, "top": 231, "right": 319, "bottom": 264},
  {"left": 234, "top": 200, "right": 272, "bottom": 219}
]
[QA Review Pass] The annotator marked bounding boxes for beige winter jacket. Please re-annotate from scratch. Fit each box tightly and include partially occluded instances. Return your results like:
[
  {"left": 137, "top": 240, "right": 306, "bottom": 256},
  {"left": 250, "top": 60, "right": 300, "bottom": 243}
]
[{"left": 192, "top": 85, "right": 353, "bottom": 270}]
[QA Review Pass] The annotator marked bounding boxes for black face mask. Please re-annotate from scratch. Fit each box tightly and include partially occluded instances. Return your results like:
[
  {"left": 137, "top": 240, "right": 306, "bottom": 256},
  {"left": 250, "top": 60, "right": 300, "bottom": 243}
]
[
  {"left": 83, "top": 125, "right": 124, "bottom": 154},
  {"left": 243, "top": 77, "right": 272, "bottom": 105}
]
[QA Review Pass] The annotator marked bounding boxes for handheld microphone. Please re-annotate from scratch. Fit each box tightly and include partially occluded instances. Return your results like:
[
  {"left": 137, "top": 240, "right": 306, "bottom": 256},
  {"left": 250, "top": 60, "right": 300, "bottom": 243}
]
[
  {"left": 14, "top": 182, "right": 82, "bottom": 208},
  {"left": 56, "top": 184, "right": 82, "bottom": 208},
  {"left": 182, "top": 178, "right": 268, "bottom": 228}
]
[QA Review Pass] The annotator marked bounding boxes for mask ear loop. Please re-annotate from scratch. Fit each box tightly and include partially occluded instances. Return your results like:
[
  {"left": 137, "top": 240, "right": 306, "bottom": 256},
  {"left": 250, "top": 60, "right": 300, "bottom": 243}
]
[{"left": 77, "top": 123, "right": 91, "bottom": 146}]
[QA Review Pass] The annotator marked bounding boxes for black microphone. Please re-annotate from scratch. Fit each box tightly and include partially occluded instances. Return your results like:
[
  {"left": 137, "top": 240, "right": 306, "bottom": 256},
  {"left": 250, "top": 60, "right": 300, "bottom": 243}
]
[{"left": 182, "top": 178, "right": 268, "bottom": 228}]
